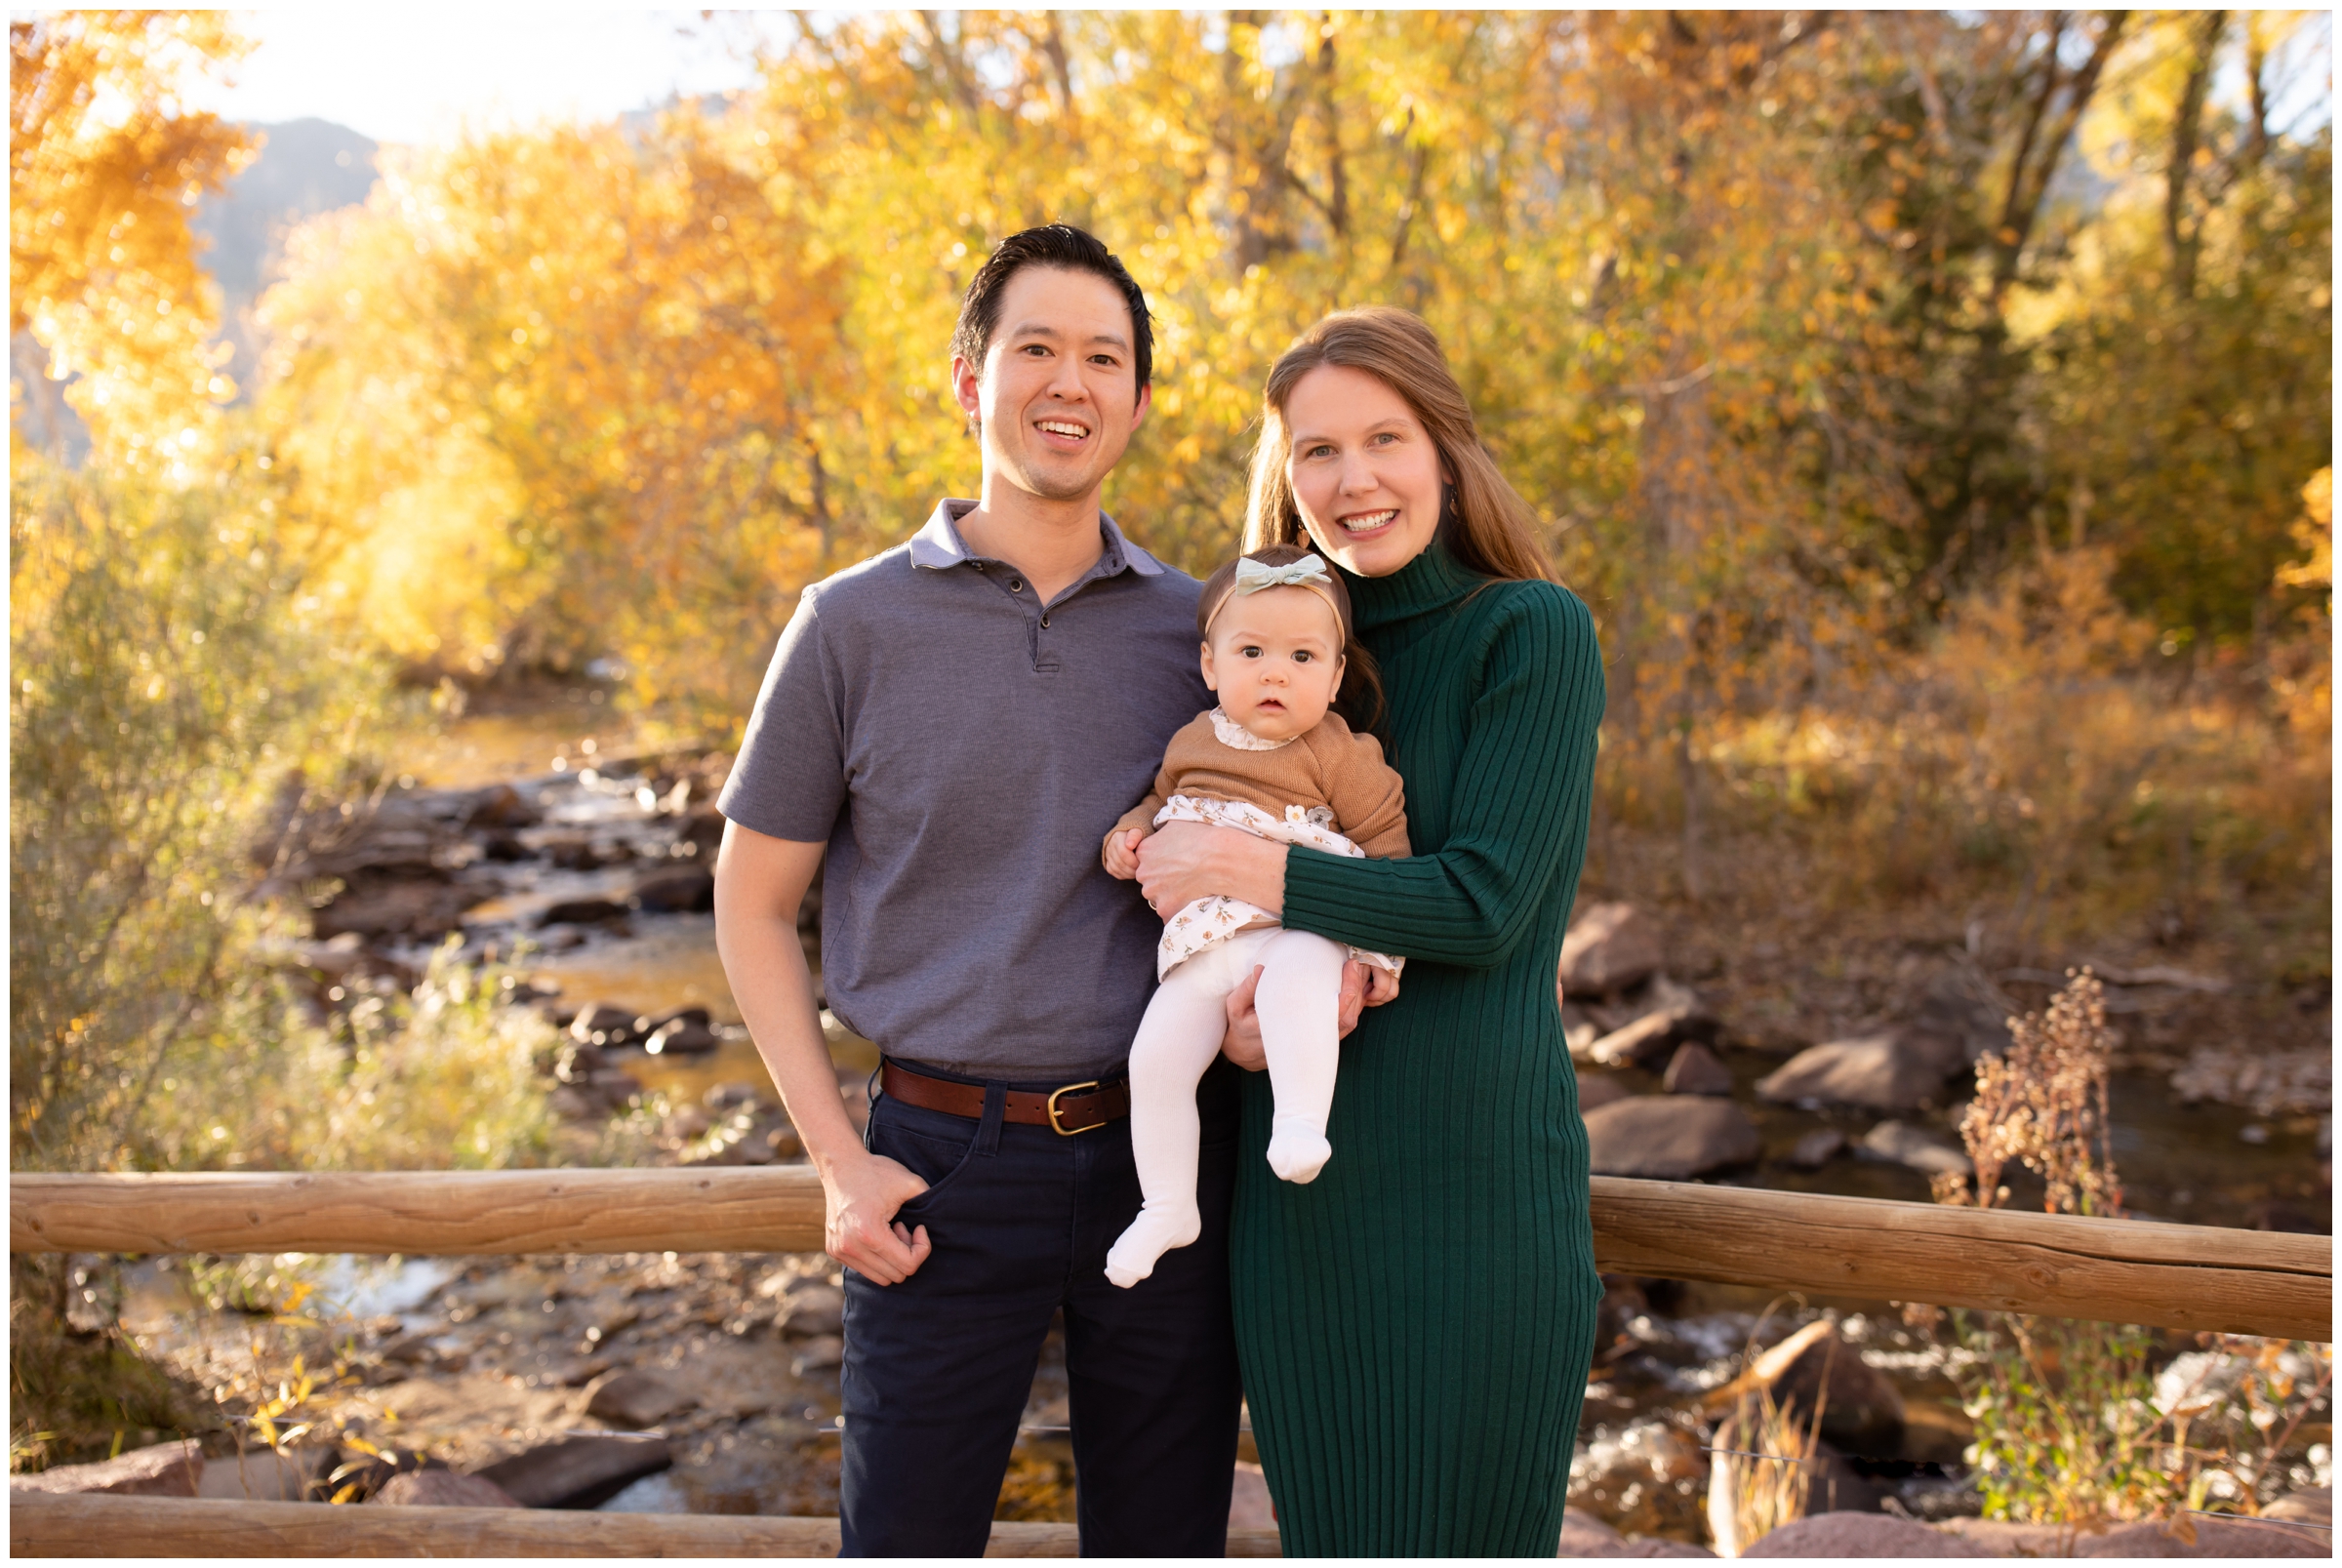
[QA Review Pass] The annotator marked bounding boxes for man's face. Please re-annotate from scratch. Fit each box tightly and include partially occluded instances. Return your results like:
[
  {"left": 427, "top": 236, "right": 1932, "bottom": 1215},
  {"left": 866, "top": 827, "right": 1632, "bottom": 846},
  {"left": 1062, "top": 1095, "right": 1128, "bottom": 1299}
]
[{"left": 952, "top": 265, "right": 1150, "bottom": 505}]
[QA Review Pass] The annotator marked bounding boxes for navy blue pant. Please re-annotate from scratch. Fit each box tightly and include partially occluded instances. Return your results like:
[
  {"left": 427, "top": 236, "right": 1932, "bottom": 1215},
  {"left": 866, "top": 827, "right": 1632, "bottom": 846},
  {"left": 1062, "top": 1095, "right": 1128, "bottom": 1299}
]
[{"left": 838, "top": 1059, "right": 1243, "bottom": 1557}]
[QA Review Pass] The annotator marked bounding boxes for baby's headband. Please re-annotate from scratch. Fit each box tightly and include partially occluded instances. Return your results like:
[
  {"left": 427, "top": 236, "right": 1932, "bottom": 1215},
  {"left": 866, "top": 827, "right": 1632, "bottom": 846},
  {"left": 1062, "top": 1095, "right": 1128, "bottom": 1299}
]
[{"left": 1203, "top": 552, "right": 1345, "bottom": 637}]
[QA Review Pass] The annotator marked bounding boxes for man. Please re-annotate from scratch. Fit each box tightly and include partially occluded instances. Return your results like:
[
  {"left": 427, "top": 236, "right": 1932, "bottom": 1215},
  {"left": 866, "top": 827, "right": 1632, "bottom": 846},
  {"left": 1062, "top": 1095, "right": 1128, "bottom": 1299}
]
[{"left": 714, "top": 225, "right": 1294, "bottom": 1556}]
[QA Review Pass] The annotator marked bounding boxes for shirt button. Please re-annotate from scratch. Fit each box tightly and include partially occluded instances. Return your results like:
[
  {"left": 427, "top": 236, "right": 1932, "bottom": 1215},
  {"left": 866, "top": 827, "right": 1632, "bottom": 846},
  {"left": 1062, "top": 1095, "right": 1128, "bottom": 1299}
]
[
  {"left": 1040, "top": 614, "right": 1051, "bottom": 628},
  {"left": 1009, "top": 578, "right": 1025, "bottom": 592}
]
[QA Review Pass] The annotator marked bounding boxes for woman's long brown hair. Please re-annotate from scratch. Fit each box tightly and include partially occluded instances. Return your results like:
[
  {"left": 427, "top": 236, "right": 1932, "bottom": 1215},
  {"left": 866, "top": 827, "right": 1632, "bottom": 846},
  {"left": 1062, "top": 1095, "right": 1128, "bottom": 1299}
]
[{"left": 1242, "top": 306, "right": 1557, "bottom": 585}]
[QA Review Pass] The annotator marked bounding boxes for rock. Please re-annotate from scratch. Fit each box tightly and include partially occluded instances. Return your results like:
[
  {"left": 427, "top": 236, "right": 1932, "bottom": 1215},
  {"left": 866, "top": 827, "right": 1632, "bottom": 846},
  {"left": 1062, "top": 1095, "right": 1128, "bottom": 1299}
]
[
  {"left": 1662, "top": 1042, "right": 1735, "bottom": 1097},
  {"left": 1559, "top": 1511, "right": 1627, "bottom": 1555},
  {"left": 585, "top": 1068, "right": 643, "bottom": 1107},
  {"left": 1911, "top": 966, "right": 2014, "bottom": 1065},
  {"left": 1786, "top": 1129, "right": 1846, "bottom": 1169},
  {"left": 1584, "top": 973, "right": 1705, "bottom": 1039},
  {"left": 586, "top": 1370, "right": 698, "bottom": 1427},
  {"left": 1937, "top": 1513, "right": 2329, "bottom": 1557},
  {"left": 782, "top": 1283, "right": 846, "bottom": 1338},
  {"left": 8, "top": 1439, "right": 200, "bottom": 1497},
  {"left": 1566, "top": 1416, "right": 1711, "bottom": 1545},
  {"left": 1559, "top": 1506, "right": 1717, "bottom": 1557},
  {"left": 1715, "top": 1320, "right": 1906, "bottom": 1455},
  {"left": 1590, "top": 1005, "right": 1722, "bottom": 1069},
  {"left": 704, "top": 1080, "right": 763, "bottom": 1110},
  {"left": 570, "top": 1003, "right": 642, "bottom": 1047},
  {"left": 545, "top": 835, "right": 612, "bottom": 870},
  {"left": 791, "top": 1334, "right": 846, "bottom": 1376},
  {"left": 1857, "top": 1119, "right": 1970, "bottom": 1176},
  {"left": 196, "top": 1448, "right": 327, "bottom": 1501},
  {"left": 463, "top": 784, "right": 541, "bottom": 830},
  {"left": 1741, "top": 1512, "right": 1988, "bottom": 1557},
  {"left": 630, "top": 867, "right": 715, "bottom": 913},
  {"left": 1579, "top": 1075, "right": 1630, "bottom": 1112},
  {"left": 312, "top": 874, "right": 477, "bottom": 942},
  {"left": 373, "top": 1468, "right": 521, "bottom": 1508},
  {"left": 2171, "top": 1046, "right": 2332, "bottom": 1117},
  {"left": 1561, "top": 903, "right": 1665, "bottom": 996},
  {"left": 644, "top": 1017, "right": 719, "bottom": 1056},
  {"left": 664, "top": 1106, "right": 714, "bottom": 1141},
  {"left": 473, "top": 1434, "right": 670, "bottom": 1509},
  {"left": 546, "top": 1085, "right": 602, "bottom": 1119},
  {"left": 2267, "top": 1487, "right": 2331, "bottom": 1526},
  {"left": 1755, "top": 1031, "right": 1963, "bottom": 1112},
  {"left": 1562, "top": 1003, "right": 1600, "bottom": 1061},
  {"left": 539, "top": 897, "right": 629, "bottom": 927},
  {"left": 1230, "top": 1461, "right": 1274, "bottom": 1530},
  {"left": 1585, "top": 1097, "right": 1761, "bottom": 1179}
]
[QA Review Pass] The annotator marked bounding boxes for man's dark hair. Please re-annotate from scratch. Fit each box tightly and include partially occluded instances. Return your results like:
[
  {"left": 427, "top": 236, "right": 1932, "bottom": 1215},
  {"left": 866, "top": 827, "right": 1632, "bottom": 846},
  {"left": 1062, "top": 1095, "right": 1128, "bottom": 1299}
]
[{"left": 950, "top": 223, "right": 1153, "bottom": 392}]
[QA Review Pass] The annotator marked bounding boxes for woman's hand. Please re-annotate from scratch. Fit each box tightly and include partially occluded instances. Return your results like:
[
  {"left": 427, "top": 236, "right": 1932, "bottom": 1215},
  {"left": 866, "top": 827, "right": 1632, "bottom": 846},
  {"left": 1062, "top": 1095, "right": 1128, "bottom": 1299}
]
[
  {"left": 1136, "top": 822, "right": 1287, "bottom": 918},
  {"left": 1221, "top": 958, "right": 1373, "bottom": 1070}
]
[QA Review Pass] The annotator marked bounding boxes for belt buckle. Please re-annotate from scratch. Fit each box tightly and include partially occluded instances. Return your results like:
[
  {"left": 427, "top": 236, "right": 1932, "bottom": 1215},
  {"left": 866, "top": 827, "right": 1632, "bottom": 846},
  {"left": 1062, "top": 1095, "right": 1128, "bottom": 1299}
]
[{"left": 1045, "top": 1080, "right": 1102, "bottom": 1137}]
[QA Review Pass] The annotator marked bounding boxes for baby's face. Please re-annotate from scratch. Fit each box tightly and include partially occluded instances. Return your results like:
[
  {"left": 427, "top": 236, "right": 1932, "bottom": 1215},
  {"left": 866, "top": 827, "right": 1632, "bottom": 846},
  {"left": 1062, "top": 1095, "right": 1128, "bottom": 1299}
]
[{"left": 1200, "top": 585, "right": 1346, "bottom": 744}]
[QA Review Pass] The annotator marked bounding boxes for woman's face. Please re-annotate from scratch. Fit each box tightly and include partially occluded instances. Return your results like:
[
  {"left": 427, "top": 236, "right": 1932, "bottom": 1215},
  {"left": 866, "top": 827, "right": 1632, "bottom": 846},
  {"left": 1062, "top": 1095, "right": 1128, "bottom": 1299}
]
[{"left": 1283, "top": 364, "right": 1448, "bottom": 580}]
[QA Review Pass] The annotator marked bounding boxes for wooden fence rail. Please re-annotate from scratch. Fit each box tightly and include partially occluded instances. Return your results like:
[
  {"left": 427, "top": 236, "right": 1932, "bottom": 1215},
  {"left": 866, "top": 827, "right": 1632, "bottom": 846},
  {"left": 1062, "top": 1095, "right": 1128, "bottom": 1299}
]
[
  {"left": 4, "top": 1493, "right": 1285, "bottom": 1557},
  {"left": 13, "top": 1169, "right": 2330, "bottom": 1340}
]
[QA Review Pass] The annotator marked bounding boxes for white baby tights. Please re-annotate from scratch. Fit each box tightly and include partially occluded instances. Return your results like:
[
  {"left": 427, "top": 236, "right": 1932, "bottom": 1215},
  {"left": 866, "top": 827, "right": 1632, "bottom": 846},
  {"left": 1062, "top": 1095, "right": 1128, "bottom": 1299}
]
[{"left": 1104, "top": 925, "right": 1349, "bottom": 1288}]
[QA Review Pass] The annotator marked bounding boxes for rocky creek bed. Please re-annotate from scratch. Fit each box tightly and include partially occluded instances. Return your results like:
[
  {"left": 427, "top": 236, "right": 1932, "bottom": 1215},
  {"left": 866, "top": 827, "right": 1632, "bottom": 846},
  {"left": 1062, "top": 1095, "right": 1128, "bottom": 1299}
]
[{"left": 26, "top": 715, "right": 2332, "bottom": 1550}]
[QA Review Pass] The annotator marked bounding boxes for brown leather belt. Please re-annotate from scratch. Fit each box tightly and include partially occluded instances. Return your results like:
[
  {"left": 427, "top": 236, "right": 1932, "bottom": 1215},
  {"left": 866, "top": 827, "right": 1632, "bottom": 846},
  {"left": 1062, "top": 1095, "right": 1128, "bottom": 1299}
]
[{"left": 878, "top": 1060, "right": 1130, "bottom": 1136}]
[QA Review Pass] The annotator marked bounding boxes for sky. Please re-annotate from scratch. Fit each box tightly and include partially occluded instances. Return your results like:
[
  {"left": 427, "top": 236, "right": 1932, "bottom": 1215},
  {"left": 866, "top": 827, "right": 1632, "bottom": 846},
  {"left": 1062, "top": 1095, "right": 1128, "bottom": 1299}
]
[
  {"left": 180, "top": 9, "right": 797, "bottom": 145},
  {"left": 179, "top": 8, "right": 2331, "bottom": 149}
]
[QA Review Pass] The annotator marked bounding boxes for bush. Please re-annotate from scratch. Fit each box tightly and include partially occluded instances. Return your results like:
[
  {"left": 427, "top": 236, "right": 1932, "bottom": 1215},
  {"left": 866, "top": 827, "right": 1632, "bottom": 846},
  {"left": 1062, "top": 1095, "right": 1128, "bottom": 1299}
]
[{"left": 9, "top": 457, "right": 391, "bottom": 1171}]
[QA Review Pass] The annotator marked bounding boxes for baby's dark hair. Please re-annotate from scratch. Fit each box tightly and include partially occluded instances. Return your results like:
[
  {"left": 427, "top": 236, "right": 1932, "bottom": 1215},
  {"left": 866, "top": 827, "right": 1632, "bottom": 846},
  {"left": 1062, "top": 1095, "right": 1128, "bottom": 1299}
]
[{"left": 1196, "top": 543, "right": 1388, "bottom": 739}]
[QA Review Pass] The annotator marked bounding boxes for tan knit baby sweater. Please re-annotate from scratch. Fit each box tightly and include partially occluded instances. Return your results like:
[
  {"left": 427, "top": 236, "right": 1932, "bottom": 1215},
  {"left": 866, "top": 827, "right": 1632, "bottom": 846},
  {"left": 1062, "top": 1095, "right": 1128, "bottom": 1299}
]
[{"left": 1112, "top": 708, "right": 1411, "bottom": 860}]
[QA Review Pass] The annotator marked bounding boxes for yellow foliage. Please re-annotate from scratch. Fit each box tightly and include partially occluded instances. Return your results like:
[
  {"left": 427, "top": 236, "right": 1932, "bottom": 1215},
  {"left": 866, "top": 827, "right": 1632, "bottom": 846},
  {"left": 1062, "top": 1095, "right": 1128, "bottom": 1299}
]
[{"left": 9, "top": 12, "right": 252, "bottom": 467}]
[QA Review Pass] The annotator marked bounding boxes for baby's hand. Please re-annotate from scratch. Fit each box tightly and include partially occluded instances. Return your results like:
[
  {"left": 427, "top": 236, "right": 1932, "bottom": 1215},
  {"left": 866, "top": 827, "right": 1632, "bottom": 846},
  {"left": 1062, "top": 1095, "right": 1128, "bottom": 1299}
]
[{"left": 1102, "top": 826, "right": 1146, "bottom": 880}]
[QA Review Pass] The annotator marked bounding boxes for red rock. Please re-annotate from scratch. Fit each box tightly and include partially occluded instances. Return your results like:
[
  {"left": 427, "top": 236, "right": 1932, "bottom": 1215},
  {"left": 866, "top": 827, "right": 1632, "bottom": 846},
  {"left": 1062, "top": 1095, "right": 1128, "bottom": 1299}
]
[
  {"left": 373, "top": 1469, "right": 521, "bottom": 1508},
  {"left": 1579, "top": 1075, "right": 1630, "bottom": 1111},
  {"left": 1561, "top": 904, "right": 1665, "bottom": 995},
  {"left": 1585, "top": 1097, "right": 1760, "bottom": 1179},
  {"left": 1756, "top": 1032, "right": 1960, "bottom": 1112},
  {"left": 1741, "top": 1511, "right": 1988, "bottom": 1557},
  {"left": 586, "top": 1369, "right": 697, "bottom": 1427},
  {"left": 1939, "top": 1513, "right": 2329, "bottom": 1557},
  {"left": 7, "top": 1439, "right": 200, "bottom": 1497},
  {"left": 1662, "top": 1042, "right": 1736, "bottom": 1096},
  {"left": 1592, "top": 1005, "right": 1722, "bottom": 1069}
]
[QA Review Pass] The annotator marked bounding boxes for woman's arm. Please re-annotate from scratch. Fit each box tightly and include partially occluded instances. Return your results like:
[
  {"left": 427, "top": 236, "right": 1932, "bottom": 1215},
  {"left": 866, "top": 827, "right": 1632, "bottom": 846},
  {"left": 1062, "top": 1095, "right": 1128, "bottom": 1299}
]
[
  {"left": 1150, "top": 589, "right": 1603, "bottom": 971},
  {"left": 1286, "top": 588, "right": 1602, "bottom": 968}
]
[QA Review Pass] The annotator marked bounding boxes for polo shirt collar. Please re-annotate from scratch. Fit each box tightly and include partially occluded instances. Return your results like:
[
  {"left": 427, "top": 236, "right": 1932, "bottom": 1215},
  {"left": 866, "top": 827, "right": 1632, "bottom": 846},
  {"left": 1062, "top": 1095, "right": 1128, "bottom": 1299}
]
[{"left": 910, "top": 499, "right": 1165, "bottom": 579}]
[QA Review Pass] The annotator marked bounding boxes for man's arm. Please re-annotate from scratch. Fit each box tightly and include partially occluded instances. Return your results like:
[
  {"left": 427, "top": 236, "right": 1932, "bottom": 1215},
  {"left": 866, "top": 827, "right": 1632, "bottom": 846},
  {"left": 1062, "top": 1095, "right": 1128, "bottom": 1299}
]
[{"left": 713, "top": 821, "right": 932, "bottom": 1285}]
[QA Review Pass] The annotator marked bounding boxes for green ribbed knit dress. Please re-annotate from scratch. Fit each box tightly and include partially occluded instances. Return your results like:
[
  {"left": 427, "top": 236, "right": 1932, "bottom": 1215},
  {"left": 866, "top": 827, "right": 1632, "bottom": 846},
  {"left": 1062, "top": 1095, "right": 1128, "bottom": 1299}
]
[{"left": 1231, "top": 539, "right": 1606, "bottom": 1557}]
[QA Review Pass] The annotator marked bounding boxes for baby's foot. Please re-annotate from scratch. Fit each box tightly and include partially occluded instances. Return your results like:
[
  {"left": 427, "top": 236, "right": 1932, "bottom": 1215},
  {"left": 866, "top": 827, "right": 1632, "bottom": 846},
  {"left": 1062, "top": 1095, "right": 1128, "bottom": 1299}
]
[
  {"left": 1104, "top": 1205, "right": 1201, "bottom": 1288},
  {"left": 1266, "top": 1119, "right": 1332, "bottom": 1184}
]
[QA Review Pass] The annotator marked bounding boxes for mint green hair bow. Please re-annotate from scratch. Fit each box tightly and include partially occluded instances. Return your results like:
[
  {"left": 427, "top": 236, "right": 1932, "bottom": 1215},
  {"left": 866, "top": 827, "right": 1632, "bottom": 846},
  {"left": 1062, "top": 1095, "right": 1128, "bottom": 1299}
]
[
  {"left": 1233, "top": 553, "right": 1333, "bottom": 594},
  {"left": 1205, "top": 551, "right": 1343, "bottom": 635}
]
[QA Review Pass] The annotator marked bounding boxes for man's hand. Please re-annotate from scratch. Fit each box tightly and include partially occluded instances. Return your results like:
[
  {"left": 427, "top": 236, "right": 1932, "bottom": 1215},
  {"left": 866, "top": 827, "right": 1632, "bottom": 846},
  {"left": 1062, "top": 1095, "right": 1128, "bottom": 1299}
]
[
  {"left": 1221, "top": 958, "right": 1374, "bottom": 1071},
  {"left": 823, "top": 1148, "right": 934, "bottom": 1285},
  {"left": 1102, "top": 826, "right": 1145, "bottom": 881}
]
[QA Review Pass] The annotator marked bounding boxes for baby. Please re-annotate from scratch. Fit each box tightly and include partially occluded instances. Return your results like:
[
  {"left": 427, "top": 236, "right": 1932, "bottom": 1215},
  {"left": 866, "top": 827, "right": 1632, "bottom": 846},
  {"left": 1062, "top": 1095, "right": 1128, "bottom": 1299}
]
[{"left": 1100, "top": 544, "right": 1410, "bottom": 1288}]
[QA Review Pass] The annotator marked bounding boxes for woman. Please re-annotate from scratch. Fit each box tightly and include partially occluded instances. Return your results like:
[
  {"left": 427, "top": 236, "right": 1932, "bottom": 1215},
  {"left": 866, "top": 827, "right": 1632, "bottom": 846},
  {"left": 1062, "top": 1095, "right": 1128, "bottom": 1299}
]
[{"left": 1136, "top": 306, "right": 1604, "bottom": 1555}]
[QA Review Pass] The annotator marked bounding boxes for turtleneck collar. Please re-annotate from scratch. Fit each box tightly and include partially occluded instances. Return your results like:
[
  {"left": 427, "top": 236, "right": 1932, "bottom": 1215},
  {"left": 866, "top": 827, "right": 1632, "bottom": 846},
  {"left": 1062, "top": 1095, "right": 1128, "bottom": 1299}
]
[{"left": 1340, "top": 532, "right": 1485, "bottom": 634}]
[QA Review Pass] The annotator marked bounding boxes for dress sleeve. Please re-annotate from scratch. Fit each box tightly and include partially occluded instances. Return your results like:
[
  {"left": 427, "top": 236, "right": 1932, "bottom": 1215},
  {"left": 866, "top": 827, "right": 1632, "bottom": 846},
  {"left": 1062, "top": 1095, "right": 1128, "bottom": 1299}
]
[{"left": 1279, "top": 585, "right": 1604, "bottom": 969}]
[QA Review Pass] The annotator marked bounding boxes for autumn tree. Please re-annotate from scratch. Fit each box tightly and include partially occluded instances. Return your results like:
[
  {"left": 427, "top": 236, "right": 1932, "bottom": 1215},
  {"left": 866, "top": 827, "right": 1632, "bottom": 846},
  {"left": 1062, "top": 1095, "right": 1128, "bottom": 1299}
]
[{"left": 10, "top": 11, "right": 252, "bottom": 467}]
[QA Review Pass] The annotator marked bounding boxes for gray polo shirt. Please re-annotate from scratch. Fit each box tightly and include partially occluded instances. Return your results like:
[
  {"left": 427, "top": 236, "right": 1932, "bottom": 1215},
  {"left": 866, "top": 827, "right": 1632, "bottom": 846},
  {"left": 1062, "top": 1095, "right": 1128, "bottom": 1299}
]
[{"left": 718, "top": 499, "right": 1210, "bottom": 1080}]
